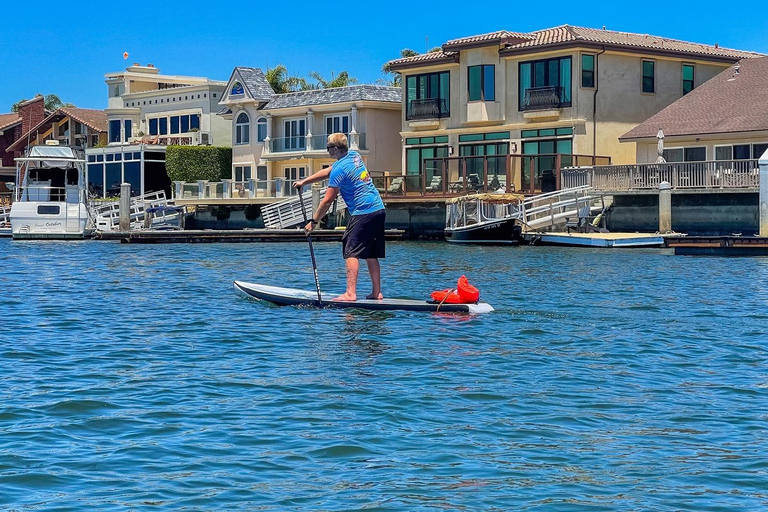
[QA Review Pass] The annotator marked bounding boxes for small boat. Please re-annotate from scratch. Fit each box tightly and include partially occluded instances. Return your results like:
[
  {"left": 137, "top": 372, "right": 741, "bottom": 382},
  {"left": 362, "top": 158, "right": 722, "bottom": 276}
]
[
  {"left": 10, "top": 143, "right": 94, "bottom": 240},
  {"left": 444, "top": 193, "right": 524, "bottom": 244},
  {"left": 233, "top": 281, "right": 494, "bottom": 314}
]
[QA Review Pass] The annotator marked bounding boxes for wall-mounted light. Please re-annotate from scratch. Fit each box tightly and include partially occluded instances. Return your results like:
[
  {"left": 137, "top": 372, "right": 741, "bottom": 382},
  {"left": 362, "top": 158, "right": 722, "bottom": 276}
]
[
  {"left": 510, "top": 142, "right": 518, "bottom": 153},
  {"left": 448, "top": 146, "right": 454, "bottom": 156}
]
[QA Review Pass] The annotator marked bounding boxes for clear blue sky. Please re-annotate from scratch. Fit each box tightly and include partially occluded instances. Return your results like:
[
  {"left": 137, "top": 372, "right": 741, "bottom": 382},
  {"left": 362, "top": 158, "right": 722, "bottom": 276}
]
[{"left": 1, "top": 0, "right": 766, "bottom": 112}]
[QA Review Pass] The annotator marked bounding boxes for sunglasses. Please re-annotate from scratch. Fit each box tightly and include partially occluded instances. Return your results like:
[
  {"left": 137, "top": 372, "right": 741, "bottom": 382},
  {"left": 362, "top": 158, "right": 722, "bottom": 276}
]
[{"left": 326, "top": 144, "right": 337, "bottom": 150}]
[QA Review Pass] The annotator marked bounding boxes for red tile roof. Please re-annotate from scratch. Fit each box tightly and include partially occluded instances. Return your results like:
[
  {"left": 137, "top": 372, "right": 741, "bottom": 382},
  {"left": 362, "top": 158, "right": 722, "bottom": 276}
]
[
  {"left": 621, "top": 57, "right": 768, "bottom": 140},
  {"left": 443, "top": 30, "right": 534, "bottom": 50},
  {"left": 7, "top": 108, "right": 107, "bottom": 152},
  {"left": 386, "top": 51, "right": 459, "bottom": 71},
  {"left": 0, "top": 113, "right": 22, "bottom": 131}
]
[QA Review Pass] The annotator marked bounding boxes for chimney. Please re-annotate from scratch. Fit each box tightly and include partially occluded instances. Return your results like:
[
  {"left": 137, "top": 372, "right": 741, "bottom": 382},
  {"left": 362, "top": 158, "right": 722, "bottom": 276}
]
[{"left": 18, "top": 95, "right": 46, "bottom": 135}]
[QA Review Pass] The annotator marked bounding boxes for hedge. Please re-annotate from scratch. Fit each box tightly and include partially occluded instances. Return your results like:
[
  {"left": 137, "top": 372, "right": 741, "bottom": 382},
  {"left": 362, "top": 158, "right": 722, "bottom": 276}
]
[{"left": 165, "top": 146, "right": 232, "bottom": 183}]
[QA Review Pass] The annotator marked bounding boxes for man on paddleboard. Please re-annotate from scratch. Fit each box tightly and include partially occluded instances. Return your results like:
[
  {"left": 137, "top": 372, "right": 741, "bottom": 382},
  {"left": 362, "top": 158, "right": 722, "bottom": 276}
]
[{"left": 294, "top": 133, "right": 386, "bottom": 301}]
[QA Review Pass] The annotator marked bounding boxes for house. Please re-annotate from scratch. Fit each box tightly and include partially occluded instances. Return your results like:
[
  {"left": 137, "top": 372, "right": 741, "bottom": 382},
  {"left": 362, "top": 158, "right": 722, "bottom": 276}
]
[
  {"left": 386, "top": 25, "right": 761, "bottom": 192},
  {"left": 85, "top": 64, "right": 230, "bottom": 198},
  {"left": 0, "top": 96, "right": 46, "bottom": 187},
  {"left": 621, "top": 57, "right": 768, "bottom": 164},
  {"left": 217, "top": 67, "right": 401, "bottom": 197},
  {"left": 7, "top": 107, "right": 107, "bottom": 154}
]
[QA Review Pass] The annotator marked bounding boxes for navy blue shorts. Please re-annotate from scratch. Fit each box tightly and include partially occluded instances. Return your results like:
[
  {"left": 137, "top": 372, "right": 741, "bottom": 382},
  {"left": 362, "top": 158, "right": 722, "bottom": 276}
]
[{"left": 342, "top": 209, "right": 386, "bottom": 259}]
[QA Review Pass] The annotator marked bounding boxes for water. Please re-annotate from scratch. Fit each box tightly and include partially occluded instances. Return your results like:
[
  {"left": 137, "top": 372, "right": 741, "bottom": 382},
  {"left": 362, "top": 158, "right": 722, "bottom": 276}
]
[{"left": 1, "top": 239, "right": 767, "bottom": 511}]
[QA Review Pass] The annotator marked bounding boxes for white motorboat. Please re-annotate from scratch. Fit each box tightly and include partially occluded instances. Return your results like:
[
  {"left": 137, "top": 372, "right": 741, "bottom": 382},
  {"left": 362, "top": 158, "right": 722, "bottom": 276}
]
[{"left": 10, "top": 143, "right": 94, "bottom": 240}]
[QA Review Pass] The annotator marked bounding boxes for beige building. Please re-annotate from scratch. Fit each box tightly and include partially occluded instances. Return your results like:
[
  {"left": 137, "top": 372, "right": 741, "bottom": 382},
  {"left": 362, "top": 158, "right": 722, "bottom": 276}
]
[
  {"left": 387, "top": 25, "right": 760, "bottom": 192},
  {"left": 218, "top": 67, "right": 401, "bottom": 198},
  {"left": 622, "top": 57, "right": 768, "bottom": 164}
]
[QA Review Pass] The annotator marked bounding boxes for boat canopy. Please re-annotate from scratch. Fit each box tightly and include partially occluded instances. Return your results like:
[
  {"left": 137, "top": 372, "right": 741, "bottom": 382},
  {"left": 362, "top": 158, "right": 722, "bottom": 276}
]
[
  {"left": 15, "top": 145, "right": 84, "bottom": 167},
  {"left": 445, "top": 192, "right": 524, "bottom": 204}
]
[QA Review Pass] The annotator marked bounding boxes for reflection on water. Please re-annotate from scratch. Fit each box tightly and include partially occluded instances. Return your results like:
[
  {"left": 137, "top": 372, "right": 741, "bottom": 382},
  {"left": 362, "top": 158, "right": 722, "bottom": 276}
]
[{"left": 1, "top": 240, "right": 767, "bottom": 510}]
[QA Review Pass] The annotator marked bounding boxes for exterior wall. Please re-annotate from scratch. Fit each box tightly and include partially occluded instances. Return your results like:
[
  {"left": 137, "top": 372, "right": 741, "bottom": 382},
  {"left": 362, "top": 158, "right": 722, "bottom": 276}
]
[
  {"left": 0, "top": 125, "right": 20, "bottom": 168},
  {"left": 362, "top": 108, "right": 401, "bottom": 173},
  {"left": 634, "top": 132, "right": 768, "bottom": 163}
]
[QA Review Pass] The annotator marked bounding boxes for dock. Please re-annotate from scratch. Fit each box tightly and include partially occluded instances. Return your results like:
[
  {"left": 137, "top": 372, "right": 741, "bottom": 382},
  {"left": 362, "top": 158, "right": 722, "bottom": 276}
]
[
  {"left": 665, "top": 235, "right": 768, "bottom": 255},
  {"left": 95, "top": 228, "right": 405, "bottom": 244},
  {"left": 524, "top": 231, "right": 666, "bottom": 248}
]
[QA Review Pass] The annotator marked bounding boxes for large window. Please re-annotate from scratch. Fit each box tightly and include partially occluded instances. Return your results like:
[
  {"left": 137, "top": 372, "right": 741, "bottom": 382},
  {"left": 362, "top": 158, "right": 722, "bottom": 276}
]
[
  {"left": 468, "top": 65, "right": 495, "bottom": 101},
  {"left": 109, "top": 120, "right": 121, "bottom": 143},
  {"left": 663, "top": 147, "right": 706, "bottom": 162},
  {"left": 581, "top": 54, "right": 595, "bottom": 88},
  {"left": 123, "top": 120, "right": 132, "bottom": 141},
  {"left": 521, "top": 128, "right": 574, "bottom": 192},
  {"left": 682, "top": 63, "right": 695, "bottom": 95},
  {"left": 642, "top": 60, "right": 655, "bottom": 93},
  {"left": 519, "top": 57, "right": 571, "bottom": 111},
  {"left": 406, "top": 71, "right": 450, "bottom": 120},
  {"left": 284, "top": 119, "right": 306, "bottom": 150},
  {"left": 715, "top": 143, "right": 768, "bottom": 160},
  {"left": 236, "top": 112, "right": 250, "bottom": 145},
  {"left": 325, "top": 114, "right": 349, "bottom": 135}
]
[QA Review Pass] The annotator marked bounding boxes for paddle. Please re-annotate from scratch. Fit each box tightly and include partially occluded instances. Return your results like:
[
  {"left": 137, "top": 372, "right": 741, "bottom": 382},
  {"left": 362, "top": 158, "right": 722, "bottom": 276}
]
[{"left": 298, "top": 187, "right": 322, "bottom": 305}]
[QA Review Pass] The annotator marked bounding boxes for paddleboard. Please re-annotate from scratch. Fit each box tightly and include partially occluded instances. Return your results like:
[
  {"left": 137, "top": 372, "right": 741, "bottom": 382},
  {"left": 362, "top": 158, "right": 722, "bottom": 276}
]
[{"left": 233, "top": 281, "right": 494, "bottom": 314}]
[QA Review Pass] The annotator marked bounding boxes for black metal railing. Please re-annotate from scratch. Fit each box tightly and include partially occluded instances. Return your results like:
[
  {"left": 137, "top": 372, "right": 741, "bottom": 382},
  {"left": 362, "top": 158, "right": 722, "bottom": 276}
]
[
  {"left": 521, "top": 86, "right": 564, "bottom": 111},
  {"left": 407, "top": 98, "right": 450, "bottom": 120}
]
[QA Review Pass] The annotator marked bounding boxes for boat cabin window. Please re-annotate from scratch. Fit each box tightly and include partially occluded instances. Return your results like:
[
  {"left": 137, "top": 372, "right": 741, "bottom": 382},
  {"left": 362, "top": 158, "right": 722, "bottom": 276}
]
[{"left": 37, "top": 205, "right": 60, "bottom": 215}]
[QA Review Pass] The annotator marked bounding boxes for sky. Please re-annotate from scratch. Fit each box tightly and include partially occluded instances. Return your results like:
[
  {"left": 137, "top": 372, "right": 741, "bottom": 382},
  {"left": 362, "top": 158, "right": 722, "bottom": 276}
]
[{"left": 1, "top": 0, "right": 766, "bottom": 112}]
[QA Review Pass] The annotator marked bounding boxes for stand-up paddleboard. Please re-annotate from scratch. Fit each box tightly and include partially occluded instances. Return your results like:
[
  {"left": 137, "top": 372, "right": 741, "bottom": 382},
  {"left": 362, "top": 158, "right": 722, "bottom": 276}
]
[{"left": 233, "top": 281, "right": 494, "bottom": 314}]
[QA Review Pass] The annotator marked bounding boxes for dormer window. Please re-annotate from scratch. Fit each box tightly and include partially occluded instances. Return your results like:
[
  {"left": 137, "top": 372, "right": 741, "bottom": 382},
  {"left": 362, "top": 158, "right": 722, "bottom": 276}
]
[{"left": 232, "top": 82, "right": 244, "bottom": 95}]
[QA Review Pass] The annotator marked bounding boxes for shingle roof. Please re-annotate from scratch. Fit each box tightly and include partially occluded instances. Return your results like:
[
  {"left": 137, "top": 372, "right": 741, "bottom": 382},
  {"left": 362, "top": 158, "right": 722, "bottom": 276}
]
[
  {"left": 7, "top": 108, "right": 107, "bottom": 152},
  {"left": 501, "top": 25, "right": 761, "bottom": 60},
  {"left": 264, "top": 85, "right": 401, "bottom": 109},
  {"left": 621, "top": 57, "right": 768, "bottom": 140},
  {"left": 0, "top": 113, "right": 22, "bottom": 131},
  {"left": 388, "top": 25, "right": 762, "bottom": 70},
  {"left": 235, "top": 67, "right": 275, "bottom": 101}
]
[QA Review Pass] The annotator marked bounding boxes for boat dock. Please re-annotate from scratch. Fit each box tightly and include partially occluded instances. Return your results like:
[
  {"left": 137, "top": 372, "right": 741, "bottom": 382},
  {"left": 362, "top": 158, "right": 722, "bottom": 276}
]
[
  {"left": 524, "top": 231, "right": 666, "bottom": 248},
  {"left": 664, "top": 235, "right": 768, "bottom": 255},
  {"left": 96, "top": 228, "right": 406, "bottom": 244}
]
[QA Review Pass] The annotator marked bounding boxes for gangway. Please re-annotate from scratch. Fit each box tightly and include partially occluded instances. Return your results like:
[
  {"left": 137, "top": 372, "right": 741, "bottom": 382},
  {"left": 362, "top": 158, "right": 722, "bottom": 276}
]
[
  {"left": 261, "top": 188, "right": 346, "bottom": 229},
  {"left": 520, "top": 185, "right": 607, "bottom": 232},
  {"left": 92, "top": 190, "right": 171, "bottom": 231}
]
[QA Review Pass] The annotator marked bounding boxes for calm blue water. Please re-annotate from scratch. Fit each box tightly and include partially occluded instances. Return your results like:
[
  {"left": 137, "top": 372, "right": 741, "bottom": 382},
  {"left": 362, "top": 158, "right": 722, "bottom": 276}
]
[{"left": 1, "top": 238, "right": 767, "bottom": 511}]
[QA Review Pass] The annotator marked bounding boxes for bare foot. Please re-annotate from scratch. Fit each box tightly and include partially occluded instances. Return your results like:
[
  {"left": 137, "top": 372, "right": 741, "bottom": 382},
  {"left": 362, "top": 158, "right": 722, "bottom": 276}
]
[
  {"left": 332, "top": 293, "right": 356, "bottom": 302},
  {"left": 365, "top": 293, "right": 384, "bottom": 300}
]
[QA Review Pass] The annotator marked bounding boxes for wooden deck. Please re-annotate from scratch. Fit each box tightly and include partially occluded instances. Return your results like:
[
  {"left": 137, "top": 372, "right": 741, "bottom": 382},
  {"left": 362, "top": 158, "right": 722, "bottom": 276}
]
[{"left": 95, "top": 228, "right": 405, "bottom": 244}]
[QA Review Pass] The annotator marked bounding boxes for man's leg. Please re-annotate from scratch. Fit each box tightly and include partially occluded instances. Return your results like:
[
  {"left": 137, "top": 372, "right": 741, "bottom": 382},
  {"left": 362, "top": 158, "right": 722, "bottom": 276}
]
[
  {"left": 366, "top": 258, "right": 383, "bottom": 300},
  {"left": 334, "top": 257, "right": 359, "bottom": 301}
]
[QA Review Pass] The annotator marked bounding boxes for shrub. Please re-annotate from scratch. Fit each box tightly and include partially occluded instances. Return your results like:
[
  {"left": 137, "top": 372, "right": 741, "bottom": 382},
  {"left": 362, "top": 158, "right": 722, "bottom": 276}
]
[{"left": 165, "top": 146, "right": 232, "bottom": 183}]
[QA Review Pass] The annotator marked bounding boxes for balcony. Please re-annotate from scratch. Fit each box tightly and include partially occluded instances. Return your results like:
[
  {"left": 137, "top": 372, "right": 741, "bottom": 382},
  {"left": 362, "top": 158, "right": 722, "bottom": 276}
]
[
  {"left": 406, "top": 98, "right": 450, "bottom": 121},
  {"left": 270, "top": 136, "right": 306, "bottom": 153},
  {"left": 521, "top": 86, "right": 565, "bottom": 112}
]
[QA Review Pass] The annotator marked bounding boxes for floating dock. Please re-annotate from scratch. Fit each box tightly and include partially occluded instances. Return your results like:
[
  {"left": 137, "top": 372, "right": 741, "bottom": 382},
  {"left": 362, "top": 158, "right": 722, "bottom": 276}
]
[
  {"left": 665, "top": 236, "right": 768, "bottom": 256},
  {"left": 96, "top": 228, "right": 405, "bottom": 244},
  {"left": 523, "top": 231, "right": 666, "bottom": 248}
]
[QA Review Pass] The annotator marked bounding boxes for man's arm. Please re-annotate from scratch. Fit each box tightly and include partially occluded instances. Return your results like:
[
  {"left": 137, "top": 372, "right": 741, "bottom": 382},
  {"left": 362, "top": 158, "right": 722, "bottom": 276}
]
[
  {"left": 294, "top": 166, "right": 332, "bottom": 189},
  {"left": 305, "top": 187, "right": 339, "bottom": 233}
]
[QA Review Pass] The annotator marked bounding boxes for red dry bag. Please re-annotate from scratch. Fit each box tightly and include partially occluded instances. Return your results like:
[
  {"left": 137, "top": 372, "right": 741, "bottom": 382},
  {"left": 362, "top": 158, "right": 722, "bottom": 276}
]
[{"left": 431, "top": 275, "right": 480, "bottom": 304}]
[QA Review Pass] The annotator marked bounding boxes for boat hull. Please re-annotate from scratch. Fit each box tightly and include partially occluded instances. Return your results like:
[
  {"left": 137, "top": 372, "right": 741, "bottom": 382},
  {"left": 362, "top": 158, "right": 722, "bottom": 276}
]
[
  {"left": 445, "top": 218, "right": 522, "bottom": 245},
  {"left": 10, "top": 201, "right": 93, "bottom": 240}
]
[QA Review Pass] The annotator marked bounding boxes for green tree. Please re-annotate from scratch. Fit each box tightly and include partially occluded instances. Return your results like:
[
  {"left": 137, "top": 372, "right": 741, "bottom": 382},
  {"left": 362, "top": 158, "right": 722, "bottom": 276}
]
[
  {"left": 265, "top": 65, "right": 309, "bottom": 94},
  {"left": 11, "top": 93, "right": 74, "bottom": 112},
  {"left": 381, "top": 48, "right": 437, "bottom": 87},
  {"left": 307, "top": 70, "right": 358, "bottom": 89}
]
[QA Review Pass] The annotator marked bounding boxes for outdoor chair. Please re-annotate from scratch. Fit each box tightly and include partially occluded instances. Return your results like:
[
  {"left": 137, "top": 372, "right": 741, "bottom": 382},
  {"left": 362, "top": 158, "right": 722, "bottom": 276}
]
[
  {"left": 427, "top": 175, "right": 443, "bottom": 193},
  {"left": 387, "top": 177, "right": 404, "bottom": 195},
  {"left": 468, "top": 173, "right": 482, "bottom": 191}
]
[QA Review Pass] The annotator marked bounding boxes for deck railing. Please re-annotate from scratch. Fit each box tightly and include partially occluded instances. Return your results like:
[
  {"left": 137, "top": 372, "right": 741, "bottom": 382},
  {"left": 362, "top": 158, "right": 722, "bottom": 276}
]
[{"left": 561, "top": 159, "right": 760, "bottom": 191}]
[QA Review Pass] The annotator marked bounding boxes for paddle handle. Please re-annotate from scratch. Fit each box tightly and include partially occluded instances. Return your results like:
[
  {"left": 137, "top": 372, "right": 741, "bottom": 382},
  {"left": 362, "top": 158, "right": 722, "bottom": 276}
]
[{"left": 299, "top": 188, "right": 322, "bottom": 305}]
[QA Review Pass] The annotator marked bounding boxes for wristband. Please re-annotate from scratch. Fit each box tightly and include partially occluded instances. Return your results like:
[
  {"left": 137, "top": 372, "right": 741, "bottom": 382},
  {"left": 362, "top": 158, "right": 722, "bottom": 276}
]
[{"left": 310, "top": 218, "right": 319, "bottom": 225}]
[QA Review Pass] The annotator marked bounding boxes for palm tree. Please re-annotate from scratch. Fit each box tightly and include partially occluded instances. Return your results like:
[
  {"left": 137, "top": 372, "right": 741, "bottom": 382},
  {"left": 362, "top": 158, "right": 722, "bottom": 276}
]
[
  {"left": 307, "top": 70, "right": 358, "bottom": 89},
  {"left": 265, "top": 65, "right": 309, "bottom": 94},
  {"left": 381, "top": 49, "right": 429, "bottom": 87}
]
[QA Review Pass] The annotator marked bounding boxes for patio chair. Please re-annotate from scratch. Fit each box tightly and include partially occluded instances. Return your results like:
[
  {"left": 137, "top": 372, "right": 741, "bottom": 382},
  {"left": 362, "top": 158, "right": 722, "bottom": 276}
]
[
  {"left": 387, "top": 177, "right": 404, "bottom": 195},
  {"left": 427, "top": 175, "right": 443, "bottom": 193},
  {"left": 468, "top": 173, "right": 482, "bottom": 191}
]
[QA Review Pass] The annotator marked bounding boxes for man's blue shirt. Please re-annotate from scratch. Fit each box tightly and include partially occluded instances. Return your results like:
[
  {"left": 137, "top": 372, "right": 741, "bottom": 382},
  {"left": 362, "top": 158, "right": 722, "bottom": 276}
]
[{"left": 328, "top": 150, "right": 384, "bottom": 216}]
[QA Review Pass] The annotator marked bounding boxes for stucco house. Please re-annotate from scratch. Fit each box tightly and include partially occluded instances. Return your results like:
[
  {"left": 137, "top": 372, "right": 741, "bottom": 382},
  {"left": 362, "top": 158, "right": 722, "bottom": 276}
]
[
  {"left": 386, "top": 25, "right": 761, "bottom": 192},
  {"left": 621, "top": 57, "right": 768, "bottom": 165},
  {"left": 218, "top": 67, "right": 401, "bottom": 198}
]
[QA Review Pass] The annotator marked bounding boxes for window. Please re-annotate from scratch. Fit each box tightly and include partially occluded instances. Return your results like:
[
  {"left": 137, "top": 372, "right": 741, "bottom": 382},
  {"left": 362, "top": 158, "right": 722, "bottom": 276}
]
[
  {"left": 459, "top": 142, "right": 508, "bottom": 179},
  {"left": 170, "top": 116, "right": 180, "bottom": 134},
  {"left": 405, "top": 71, "right": 450, "bottom": 120},
  {"left": 159, "top": 118, "right": 168, "bottom": 135},
  {"left": 716, "top": 143, "right": 768, "bottom": 160},
  {"left": 190, "top": 114, "right": 200, "bottom": 130},
  {"left": 468, "top": 65, "right": 495, "bottom": 101},
  {"left": 123, "top": 120, "right": 132, "bottom": 141},
  {"left": 642, "top": 60, "right": 655, "bottom": 93},
  {"left": 284, "top": 119, "right": 306, "bottom": 150},
  {"left": 109, "top": 119, "right": 121, "bottom": 143},
  {"left": 519, "top": 57, "right": 571, "bottom": 110},
  {"left": 180, "top": 115, "right": 190, "bottom": 133},
  {"left": 581, "top": 54, "right": 595, "bottom": 88},
  {"left": 257, "top": 118, "right": 267, "bottom": 142},
  {"left": 236, "top": 112, "right": 250, "bottom": 145},
  {"left": 235, "top": 165, "right": 252, "bottom": 182},
  {"left": 663, "top": 147, "right": 705, "bottom": 162},
  {"left": 325, "top": 115, "right": 349, "bottom": 135},
  {"left": 682, "top": 64, "right": 695, "bottom": 95},
  {"left": 149, "top": 118, "right": 158, "bottom": 136}
]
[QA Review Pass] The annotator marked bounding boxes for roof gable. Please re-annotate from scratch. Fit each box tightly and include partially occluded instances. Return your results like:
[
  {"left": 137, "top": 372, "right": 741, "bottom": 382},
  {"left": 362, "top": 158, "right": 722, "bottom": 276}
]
[
  {"left": 221, "top": 67, "right": 274, "bottom": 104},
  {"left": 7, "top": 108, "right": 107, "bottom": 152},
  {"left": 621, "top": 57, "right": 768, "bottom": 140}
]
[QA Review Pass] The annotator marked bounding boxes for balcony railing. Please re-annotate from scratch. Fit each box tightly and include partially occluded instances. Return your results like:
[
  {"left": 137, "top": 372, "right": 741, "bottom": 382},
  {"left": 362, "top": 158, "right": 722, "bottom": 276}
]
[
  {"left": 561, "top": 159, "right": 760, "bottom": 191},
  {"left": 270, "top": 136, "right": 306, "bottom": 153},
  {"left": 407, "top": 98, "right": 450, "bottom": 121},
  {"left": 521, "top": 86, "right": 564, "bottom": 111}
]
